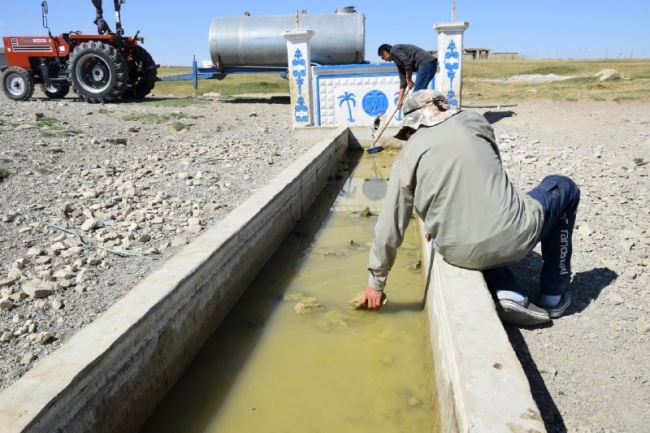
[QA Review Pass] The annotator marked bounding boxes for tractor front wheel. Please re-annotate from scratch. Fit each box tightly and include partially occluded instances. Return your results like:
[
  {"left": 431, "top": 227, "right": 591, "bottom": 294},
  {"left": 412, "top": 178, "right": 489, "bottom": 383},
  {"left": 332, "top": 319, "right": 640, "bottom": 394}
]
[
  {"left": 2, "top": 67, "right": 35, "bottom": 101},
  {"left": 41, "top": 83, "right": 70, "bottom": 99},
  {"left": 68, "top": 41, "right": 129, "bottom": 103}
]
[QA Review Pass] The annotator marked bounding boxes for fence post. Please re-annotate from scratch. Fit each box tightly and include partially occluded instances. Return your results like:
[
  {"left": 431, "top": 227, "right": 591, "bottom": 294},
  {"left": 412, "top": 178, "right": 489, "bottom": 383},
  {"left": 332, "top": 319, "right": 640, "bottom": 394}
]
[
  {"left": 282, "top": 28, "right": 315, "bottom": 128},
  {"left": 434, "top": 21, "right": 470, "bottom": 108}
]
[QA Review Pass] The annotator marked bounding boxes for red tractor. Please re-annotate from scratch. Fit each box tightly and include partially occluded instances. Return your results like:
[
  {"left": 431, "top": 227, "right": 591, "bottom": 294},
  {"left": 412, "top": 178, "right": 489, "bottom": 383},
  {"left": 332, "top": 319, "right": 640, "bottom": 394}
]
[{"left": 1, "top": 0, "right": 158, "bottom": 103}]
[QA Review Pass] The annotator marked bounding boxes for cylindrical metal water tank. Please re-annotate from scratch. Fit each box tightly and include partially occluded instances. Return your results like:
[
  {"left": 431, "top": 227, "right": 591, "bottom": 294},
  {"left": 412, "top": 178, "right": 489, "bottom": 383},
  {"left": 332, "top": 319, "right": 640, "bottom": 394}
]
[{"left": 208, "top": 9, "right": 365, "bottom": 67}]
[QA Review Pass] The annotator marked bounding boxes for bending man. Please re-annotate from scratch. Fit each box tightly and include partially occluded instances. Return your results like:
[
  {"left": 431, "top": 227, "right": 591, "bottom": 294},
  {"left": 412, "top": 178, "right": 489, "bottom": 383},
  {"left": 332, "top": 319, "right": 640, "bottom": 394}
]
[
  {"left": 362, "top": 89, "right": 580, "bottom": 326},
  {"left": 378, "top": 43, "right": 438, "bottom": 108}
]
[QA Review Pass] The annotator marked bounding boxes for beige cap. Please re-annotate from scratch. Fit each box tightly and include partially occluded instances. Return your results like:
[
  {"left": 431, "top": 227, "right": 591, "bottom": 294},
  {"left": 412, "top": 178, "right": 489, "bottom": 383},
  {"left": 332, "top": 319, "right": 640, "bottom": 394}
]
[{"left": 394, "top": 89, "right": 458, "bottom": 141}]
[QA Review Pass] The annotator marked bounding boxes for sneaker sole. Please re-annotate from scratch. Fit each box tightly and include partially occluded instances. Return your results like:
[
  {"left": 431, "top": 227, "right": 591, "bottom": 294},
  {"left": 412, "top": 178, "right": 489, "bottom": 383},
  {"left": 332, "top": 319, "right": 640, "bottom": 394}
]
[{"left": 499, "top": 299, "right": 551, "bottom": 326}]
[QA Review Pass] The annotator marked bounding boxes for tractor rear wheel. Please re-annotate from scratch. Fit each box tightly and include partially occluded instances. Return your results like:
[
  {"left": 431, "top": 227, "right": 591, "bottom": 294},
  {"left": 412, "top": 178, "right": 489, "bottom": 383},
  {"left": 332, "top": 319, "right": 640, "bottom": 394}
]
[
  {"left": 2, "top": 67, "right": 35, "bottom": 101},
  {"left": 68, "top": 41, "right": 129, "bottom": 103},
  {"left": 123, "top": 46, "right": 158, "bottom": 99},
  {"left": 41, "top": 83, "right": 70, "bottom": 99}
]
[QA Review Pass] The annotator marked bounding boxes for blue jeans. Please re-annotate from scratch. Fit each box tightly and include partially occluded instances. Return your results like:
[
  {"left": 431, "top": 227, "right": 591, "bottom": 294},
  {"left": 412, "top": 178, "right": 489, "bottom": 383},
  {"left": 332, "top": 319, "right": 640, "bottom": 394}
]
[
  {"left": 482, "top": 175, "right": 580, "bottom": 297},
  {"left": 413, "top": 59, "right": 438, "bottom": 91}
]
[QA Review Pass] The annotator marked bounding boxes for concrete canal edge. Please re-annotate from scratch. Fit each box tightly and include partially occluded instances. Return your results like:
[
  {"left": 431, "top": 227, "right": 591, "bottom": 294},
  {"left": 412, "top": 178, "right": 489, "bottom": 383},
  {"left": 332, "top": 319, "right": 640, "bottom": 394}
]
[
  {"left": 0, "top": 127, "right": 545, "bottom": 432},
  {"left": 419, "top": 220, "right": 546, "bottom": 432}
]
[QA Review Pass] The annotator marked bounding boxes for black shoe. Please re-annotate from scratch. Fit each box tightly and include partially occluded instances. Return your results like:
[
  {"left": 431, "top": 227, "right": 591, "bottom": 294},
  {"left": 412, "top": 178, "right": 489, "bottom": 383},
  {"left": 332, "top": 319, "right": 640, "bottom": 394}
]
[
  {"left": 496, "top": 297, "right": 551, "bottom": 326},
  {"left": 542, "top": 292, "right": 571, "bottom": 319}
]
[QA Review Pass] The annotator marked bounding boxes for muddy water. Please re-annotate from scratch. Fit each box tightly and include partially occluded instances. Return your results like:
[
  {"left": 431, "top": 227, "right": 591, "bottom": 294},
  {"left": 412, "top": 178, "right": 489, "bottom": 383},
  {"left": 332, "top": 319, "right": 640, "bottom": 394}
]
[{"left": 141, "top": 151, "right": 440, "bottom": 433}]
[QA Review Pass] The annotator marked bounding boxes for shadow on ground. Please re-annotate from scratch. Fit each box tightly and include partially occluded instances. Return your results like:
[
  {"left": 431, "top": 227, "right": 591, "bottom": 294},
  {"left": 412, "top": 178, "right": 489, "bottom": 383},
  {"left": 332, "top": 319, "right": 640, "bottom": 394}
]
[
  {"left": 483, "top": 110, "right": 517, "bottom": 124},
  {"left": 135, "top": 96, "right": 291, "bottom": 105},
  {"left": 221, "top": 96, "right": 291, "bottom": 105},
  {"left": 503, "top": 251, "right": 618, "bottom": 432}
]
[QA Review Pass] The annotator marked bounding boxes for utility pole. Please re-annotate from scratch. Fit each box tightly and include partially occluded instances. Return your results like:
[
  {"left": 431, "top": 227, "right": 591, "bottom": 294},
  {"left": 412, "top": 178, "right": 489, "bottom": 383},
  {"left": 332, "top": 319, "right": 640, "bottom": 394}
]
[{"left": 451, "top": 1, "right": 456, "bottom": 21}]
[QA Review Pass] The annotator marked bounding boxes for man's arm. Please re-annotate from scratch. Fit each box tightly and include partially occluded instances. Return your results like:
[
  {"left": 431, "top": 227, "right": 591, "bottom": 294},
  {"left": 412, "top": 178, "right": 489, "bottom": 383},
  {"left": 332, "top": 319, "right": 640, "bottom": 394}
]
[
  {"left": 363, "top": 154, "right": 416, "bottom": 309},
  {"left": 396, "top": 63, "right": 408, "bottom": 91},
  {"left": 392, "top": 47, "right": 413, "bottom": 107},
  {"left": 396, "top": 87, "right": 406, "bottom": 108},
  {"left": 392, "top": 46, "right": 415, "bottom": 85}
]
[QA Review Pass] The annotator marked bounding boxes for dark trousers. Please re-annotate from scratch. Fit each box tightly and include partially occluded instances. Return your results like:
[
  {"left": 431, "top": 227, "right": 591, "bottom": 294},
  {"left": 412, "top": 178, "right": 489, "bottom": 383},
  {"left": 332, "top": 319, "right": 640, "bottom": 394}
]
[
  {"left": 482, "top": 175, "right": 580, "bottom": 297},
  {"left": 413, "top": 60, "right": 438, "bottom": 91}
]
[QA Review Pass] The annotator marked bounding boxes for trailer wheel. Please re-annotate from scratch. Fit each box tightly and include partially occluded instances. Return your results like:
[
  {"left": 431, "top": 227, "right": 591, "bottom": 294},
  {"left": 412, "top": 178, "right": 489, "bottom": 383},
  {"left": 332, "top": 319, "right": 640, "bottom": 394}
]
[
  {"left": 2, "top": 67, "right": 35, "bottom": 101},
  {"left": 68, "top": 41, "right": 129, "bottom": 103},
  {"left": 123, "top": 46, "right": 158, "bottom": 99},
  {"left": 41, "top": 83, "right": 70, "bottom": 99}
]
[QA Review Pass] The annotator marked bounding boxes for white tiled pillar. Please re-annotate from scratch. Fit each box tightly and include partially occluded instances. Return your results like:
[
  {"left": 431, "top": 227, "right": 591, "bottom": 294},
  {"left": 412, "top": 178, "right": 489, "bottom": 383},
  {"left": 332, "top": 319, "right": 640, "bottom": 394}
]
[
  {"left": 434, "top": 21, "right": 469, "bottom": 108},
  {"left": 282, "top": 29, "right": 315, "bottom": 128}
]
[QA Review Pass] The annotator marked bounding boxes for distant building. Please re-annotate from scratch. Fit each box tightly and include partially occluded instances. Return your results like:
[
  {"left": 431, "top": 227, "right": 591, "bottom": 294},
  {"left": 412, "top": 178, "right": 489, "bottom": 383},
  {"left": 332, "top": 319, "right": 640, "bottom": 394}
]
[
  {"left": 463, "top": 48, "right": 492, "bottom": 60},
  {"left": 430, "top": 47, "right": 519, "bottom": 61},
  {"left": 463, "top": 48, "right": 519, "bottom": 60},
  {"left": 490, "top": 52, "right": 519, "bottom": 60}
]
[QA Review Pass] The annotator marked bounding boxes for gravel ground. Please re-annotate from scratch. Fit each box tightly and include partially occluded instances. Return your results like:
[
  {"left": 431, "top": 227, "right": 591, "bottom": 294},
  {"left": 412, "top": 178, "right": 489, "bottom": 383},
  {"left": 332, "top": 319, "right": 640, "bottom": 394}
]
[
  {"left": 469, "top": 101, "right": 650, "bottom": 433},
  {"left": 0, "top": 89, "right": 306, "bottom": 389},
  {"left": 1, "top": 91, "right": 649, "bottom": 432}
]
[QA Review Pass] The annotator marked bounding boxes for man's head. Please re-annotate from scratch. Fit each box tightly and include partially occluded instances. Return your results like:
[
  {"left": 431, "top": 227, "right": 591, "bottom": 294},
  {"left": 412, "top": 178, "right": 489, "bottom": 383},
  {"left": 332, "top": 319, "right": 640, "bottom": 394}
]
[
  {"left": 378, "top": 44, "right": 392, "bottom": 61},
  {"left": 394, "top": 89, "right": 456, "bottom": 140}
]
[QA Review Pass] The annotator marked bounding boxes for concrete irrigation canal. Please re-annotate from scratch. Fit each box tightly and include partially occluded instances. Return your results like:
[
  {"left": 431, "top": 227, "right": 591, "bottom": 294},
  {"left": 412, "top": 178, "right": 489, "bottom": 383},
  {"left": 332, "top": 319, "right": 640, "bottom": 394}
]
[{"left": 0, "top": 128, "right": 544, "bottom": 432}]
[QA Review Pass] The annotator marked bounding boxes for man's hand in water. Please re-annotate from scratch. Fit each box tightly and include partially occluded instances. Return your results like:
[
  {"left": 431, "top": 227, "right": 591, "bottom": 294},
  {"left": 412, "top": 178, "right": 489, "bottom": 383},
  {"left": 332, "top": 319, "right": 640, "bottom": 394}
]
[{"left": 361, "top": 284, "right": 385, "bottom": 311}]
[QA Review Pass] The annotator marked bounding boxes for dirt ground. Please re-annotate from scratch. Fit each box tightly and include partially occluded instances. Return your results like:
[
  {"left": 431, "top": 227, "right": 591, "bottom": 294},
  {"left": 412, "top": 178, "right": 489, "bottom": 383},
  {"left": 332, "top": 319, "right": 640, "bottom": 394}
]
[
  {"left": 0, "top": 89, "right": 307, "bottom": 389},
  {"left": 468, "top": 100, "right": 650, "bottom": 433},
  {"left": 0, "top": 90, "right": 649, "bottom": 432}
]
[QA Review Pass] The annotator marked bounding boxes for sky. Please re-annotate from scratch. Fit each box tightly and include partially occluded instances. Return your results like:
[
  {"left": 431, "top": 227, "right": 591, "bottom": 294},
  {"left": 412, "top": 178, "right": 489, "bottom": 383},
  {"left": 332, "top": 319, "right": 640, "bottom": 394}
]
[{"left": 1, "top": 1, "right": 648, "bottom": 66}]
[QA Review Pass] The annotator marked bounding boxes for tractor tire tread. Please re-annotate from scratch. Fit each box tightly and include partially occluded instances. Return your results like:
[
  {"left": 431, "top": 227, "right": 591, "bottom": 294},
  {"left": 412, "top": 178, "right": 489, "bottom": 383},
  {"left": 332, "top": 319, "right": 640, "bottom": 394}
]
[
  {"left": 41, "top": 83, "right": 71, "bottom": 99},
  {"left": 68, "top": 40, "right": 129, "bottom": 104}
]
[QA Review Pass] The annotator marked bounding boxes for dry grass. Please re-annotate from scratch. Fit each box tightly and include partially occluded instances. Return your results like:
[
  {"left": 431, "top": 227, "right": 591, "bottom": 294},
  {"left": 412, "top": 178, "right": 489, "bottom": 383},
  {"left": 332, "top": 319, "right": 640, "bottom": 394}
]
[
  {"left": 462, "top": 59, "right": 650, "bottom": 103},
  {"left": 155, "top": 59, "right": 650, "bottom": 103}
]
